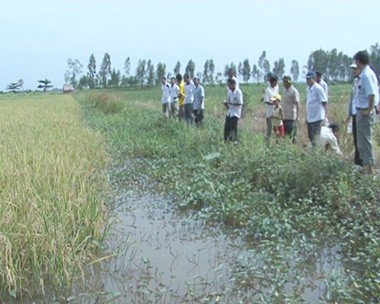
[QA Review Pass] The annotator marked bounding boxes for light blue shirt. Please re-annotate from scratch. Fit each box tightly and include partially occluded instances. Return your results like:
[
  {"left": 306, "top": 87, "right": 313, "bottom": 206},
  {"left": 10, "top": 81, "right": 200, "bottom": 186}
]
[
  {"left": 306, "top": 82, "right": 327, "bottom": 123},
  {"left": 193, "top": 85, "right": 205, "bottom": 110},
  {"left": 355, "top": 65, "right": 378, "bottom": 109}
]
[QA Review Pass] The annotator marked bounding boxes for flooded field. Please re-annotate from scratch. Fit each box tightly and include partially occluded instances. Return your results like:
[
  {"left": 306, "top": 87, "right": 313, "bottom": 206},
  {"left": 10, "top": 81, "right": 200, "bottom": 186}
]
[{"left": 7, "top": 162, "right": 358, "bottom": 304}]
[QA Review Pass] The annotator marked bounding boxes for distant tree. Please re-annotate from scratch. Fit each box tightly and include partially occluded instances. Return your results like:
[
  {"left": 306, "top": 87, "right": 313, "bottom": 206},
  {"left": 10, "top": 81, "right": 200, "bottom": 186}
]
[
  {"left": 258, "top": 51, "right": 270, "bottom": 80},
  {"left": 78, "top": 75, "right": 89, "bottom": 89},
  {"left": 241, "top": 58, "right": 251, "bottom": 83},
  {"left": 203, "top": 59, "right": 215, "bottom": 84},
  {"left": 18, "top": 79, "right": 24, "bottom": 91},
  {"left": 224, "top": 62, "right": 237, "bottom": 77},
  {"left": 146, "top": 60, "right": 155, "bottom": 87},
  {"left": 369, "top": 43, "right": 380, "bottom": 76},
  {"left": 124, "top": 57, "right": 131, "bottom": 77},
  {"left": 290, "top": 60, "right": 299, "bottom": 82},
  {"left": 99, "top": 53, "right": 112, "bottom": 88},
  {"left": 238, "top": 62, "right": 243, "bottom": 80},
  {"left": 64, "top": 58, "right": 83, "bottom": 88},
  {"left": 135, "top": 59, "right": 147, "bottom": 86},
  {"left": 109, "top": 69, "right": 121, "bottom": 87},
  {"left": 155, "top": 62, "right": 166, "bottom": 85},
  {"left": 307, "top": 49, "right": 328, "bottom": 76},
  {"left": 251, "top": 64, "right": 261, "bottom": 83},
  {"left": 185, "top": 60, "right": 195, "bottom": 78},
  {"left": 215, "top": 72, "right": 223, "bottom": 86},
  {"left": 87, "top": 53, "right": 97, "bottom": 89},
  {"left": 272, "top": 58, "right": 285, "bottom": 79},
  {"left": 6, "top": 82, "right": 21, "bottom": 93},
  {"left": 37, "top": 79, "right": 53, "bottom": 92},
  {"left": 174, "top": 61, "right": 181, "bottom": 76}
]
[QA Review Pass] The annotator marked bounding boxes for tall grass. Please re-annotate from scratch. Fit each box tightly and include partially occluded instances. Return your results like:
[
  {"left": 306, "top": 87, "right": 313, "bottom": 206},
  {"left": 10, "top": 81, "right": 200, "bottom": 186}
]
[
  {"left": 76, "top": 84, "right": 380, "bottom": 302},
  {"left": 0, "top": 94, "right": 108, "bottom": 299}
]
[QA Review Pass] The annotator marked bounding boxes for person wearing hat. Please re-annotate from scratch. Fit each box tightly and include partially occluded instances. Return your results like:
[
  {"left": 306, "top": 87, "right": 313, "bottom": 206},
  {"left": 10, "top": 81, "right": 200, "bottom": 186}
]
[
  {"left": 282, "top": 75, "right": 300, "bottom": 142},
  {"left": 263, "top": 75, "right": 279, "bottom": 141},
  {"left": 270, "top": 94, "right": 284, "bottom": 138},
  {"left": 346, "top": 62, "right": 362, "bottom": 166},
  {"left": 305, "top": 71, "right": 328, "bottom": 147},
  {"left": 353, "top": 50, "right": 379, "bottom": 175}
]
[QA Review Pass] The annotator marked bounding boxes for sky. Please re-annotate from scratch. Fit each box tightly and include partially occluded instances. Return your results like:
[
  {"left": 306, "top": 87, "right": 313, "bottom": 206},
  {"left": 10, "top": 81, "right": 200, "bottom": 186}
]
[{"left": 1, "top": 0, "right": 380, "bottom": 90}]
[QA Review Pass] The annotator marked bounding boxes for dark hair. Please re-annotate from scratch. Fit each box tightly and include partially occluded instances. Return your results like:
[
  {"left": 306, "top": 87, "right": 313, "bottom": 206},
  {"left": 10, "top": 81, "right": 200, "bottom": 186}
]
[
  {"left": 183, "top": 73, "right": 190, "bottom": 80},
  {"left": 193, "top": 77, "right": 199, "bottom": 82},
  {"left": 176, "top": 73, "right": 182, "bottom": 82},
  {"left": 171, "top": 77, "right": 176, "bottom": 81},
  {"left": 227, "top": 78, "right": 236, "bottom": 85},
  {"left": 269, "top": 75, "right": 278, "bottom": 83},
  {"left": 354, "top": 51, "right": 369, "bottom": 65},
  {"left": 329, "top": 123, "right": 339, "bottom": 133},
  {"left": 316, "top": 71, "right": 322, "bottom": 77}
]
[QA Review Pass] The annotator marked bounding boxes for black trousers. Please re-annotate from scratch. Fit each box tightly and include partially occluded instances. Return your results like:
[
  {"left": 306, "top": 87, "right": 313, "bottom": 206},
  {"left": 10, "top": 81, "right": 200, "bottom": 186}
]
[
  {"left": 352, "top": 115, "right": 362, "bottom": 166},
  {"left": 224, "top": 116, "right": 239, "bottom": 142}
]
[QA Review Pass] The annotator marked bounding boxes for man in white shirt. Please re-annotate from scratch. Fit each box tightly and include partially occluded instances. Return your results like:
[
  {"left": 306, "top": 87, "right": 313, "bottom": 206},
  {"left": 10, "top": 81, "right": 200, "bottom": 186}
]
[
  {"left": 316, "top": 71, "right": 329, "bottom": 98},
  {"left": 353, "top": 50, "right": 379, "bottom": 175},
  {"left": 193, "top": 78, "right": 205, "bottom": 126},
  {"left": 305, "top": 71, "right": 328, "bottom": 146},
  {"left": 223, "top": 78, "right": 243, "bottom": 142},
  {"left": 227, "top": 68, "right": 239, "bottom": 93},
  {"left": 263, "top": 75, "right": 279, "bottom": 141},
  {"left": 183, "top": 73, "right": 195, "bottom": 126},
  {"left": 318, "top": 123, "right": 342, "bottom": 155},
  {"left": 169, "top": 77, "right": 179, "bottom": 118},
  {"left": 161, "top": 77, "right": 171, "bottom": 118}
]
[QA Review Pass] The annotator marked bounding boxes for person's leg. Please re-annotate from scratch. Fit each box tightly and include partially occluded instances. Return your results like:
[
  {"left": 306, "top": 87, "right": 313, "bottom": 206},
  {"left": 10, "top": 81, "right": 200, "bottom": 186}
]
[
  {"left": 308, "top": 120, "right": 322, "bottom": 147},
  {"left": 356, "top": 111, "right": 375, "bottom": 172},
  {"left": 265, "top": 117, "right": 272, "bottom": 140},
  {"left": 178, "top": 105, "right": 184, "bottom": 121},
  {"left": 352, "top": 115, "right": 362, "bottom": 166},
  {"left": 224, "top": 116, "right": 230, "bottom": 142},
  {"left": 230, "top": 117, "right": 239, "bottom": 142}
]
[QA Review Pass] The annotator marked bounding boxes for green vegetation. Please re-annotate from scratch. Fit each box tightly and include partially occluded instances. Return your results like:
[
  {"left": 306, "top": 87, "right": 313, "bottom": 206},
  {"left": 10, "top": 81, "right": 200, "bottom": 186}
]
[
  {"left": 0, "top": 94, "right": 108, "bottom": 300},
  {"left": 76, "top": 83, "right": 380, "bottom": 302}
]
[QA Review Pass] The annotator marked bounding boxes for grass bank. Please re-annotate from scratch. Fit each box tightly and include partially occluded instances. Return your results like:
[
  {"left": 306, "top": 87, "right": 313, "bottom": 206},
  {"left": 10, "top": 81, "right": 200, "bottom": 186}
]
[
  {"left": 0, "top": 94, "right": 108, "bottom": 300},
  {"left": 77, "top": 84, "right": 380, "bottom": 303}
]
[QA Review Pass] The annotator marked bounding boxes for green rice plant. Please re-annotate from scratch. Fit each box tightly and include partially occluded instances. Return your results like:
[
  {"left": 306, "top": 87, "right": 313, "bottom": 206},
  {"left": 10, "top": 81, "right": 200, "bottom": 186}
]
[
  {"left": 0, "top": 93, "right": 108, "bottom": 299},
  {"left": 86, "top": 92, "right": 125, "bottom": 114}
]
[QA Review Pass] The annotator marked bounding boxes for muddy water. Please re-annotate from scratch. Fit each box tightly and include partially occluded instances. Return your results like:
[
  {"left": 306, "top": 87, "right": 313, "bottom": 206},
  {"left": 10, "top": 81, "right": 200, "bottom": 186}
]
[{"left": 65, "top": 168, "right": 341, "bottom": 304}]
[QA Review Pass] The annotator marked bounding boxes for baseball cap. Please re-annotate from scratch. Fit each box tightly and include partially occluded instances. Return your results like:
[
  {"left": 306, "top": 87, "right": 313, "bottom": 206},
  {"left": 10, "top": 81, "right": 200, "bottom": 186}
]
[
  {"left": 282, "top": 75, "right": 292, "bottom": 83},
  {"left": 306, "top": 71, "right": 317, "bottom": 79}
]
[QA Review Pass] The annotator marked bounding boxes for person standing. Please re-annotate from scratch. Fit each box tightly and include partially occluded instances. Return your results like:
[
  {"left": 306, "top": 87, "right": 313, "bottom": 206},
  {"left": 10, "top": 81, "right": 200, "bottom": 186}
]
[
  {"left": 161, "top": 77, "right": 171, "bottom": 118},
  {"left": 346, "top": 62, "right": 362, "bottom": 166},
  {"left": 316, "top": 71, "right": 329, "bottom": 98},
  {"left": 223, "top": 78, "right": 243, "bottom": 142},
  {"left": 183, "top": 74, "right": 195, "bottom": 126},
  {"left": 282, "top": 75, "right": 300, "bottom": 142},
  {"left": 227, "top": 68, "right": 239, "bottom": 91},
  {"left": 353, "top": 50, "right": 379, "bottom": 175},
  {"left": 305, "top": 71, "right": 328, "bottom": 147},
  {"left": 169, "top": 77, "right": 179, "bottom": 118},
  {"left": 193, "top": 77, "right": 205, "bottom": 126},
  {"left": 176, "top": 74, "right": 185, "bottom": 121},
  {"left": 263, "top": 75, "right": 279, "bottom": 141},
  {"left": 271, "top": 94, "right": 284, "bottom": 139}
]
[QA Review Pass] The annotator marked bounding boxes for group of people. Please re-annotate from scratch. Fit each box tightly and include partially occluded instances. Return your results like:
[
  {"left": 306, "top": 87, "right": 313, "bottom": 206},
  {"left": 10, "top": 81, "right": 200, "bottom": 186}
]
[
  {"left": 161, "top": 74, "right": 205, "bottom": 126},
  {"left": 160, "top": 51, "right": 379, "bottom": 174}
]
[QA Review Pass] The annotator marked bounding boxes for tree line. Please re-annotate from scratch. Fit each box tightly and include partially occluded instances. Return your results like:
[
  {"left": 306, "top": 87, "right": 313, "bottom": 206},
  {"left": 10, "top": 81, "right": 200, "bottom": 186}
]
[
  {"left": 5, "top": 44, "right": 380, "bottom": 92},
  {"left": 66, "top": 45, "right": 380, "bottom": 90}
]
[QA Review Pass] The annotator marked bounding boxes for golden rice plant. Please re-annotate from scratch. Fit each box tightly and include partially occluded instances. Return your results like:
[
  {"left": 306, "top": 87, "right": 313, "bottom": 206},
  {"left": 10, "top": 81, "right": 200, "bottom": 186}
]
[{"left": 0, "top": 93, "right": 108, "bottom": 299}]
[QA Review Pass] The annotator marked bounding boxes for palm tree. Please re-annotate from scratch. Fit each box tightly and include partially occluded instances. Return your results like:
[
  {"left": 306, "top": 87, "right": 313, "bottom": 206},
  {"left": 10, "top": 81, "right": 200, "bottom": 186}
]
[{"left": 37, "top": 79, "right": 53, "bottom": 92}]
